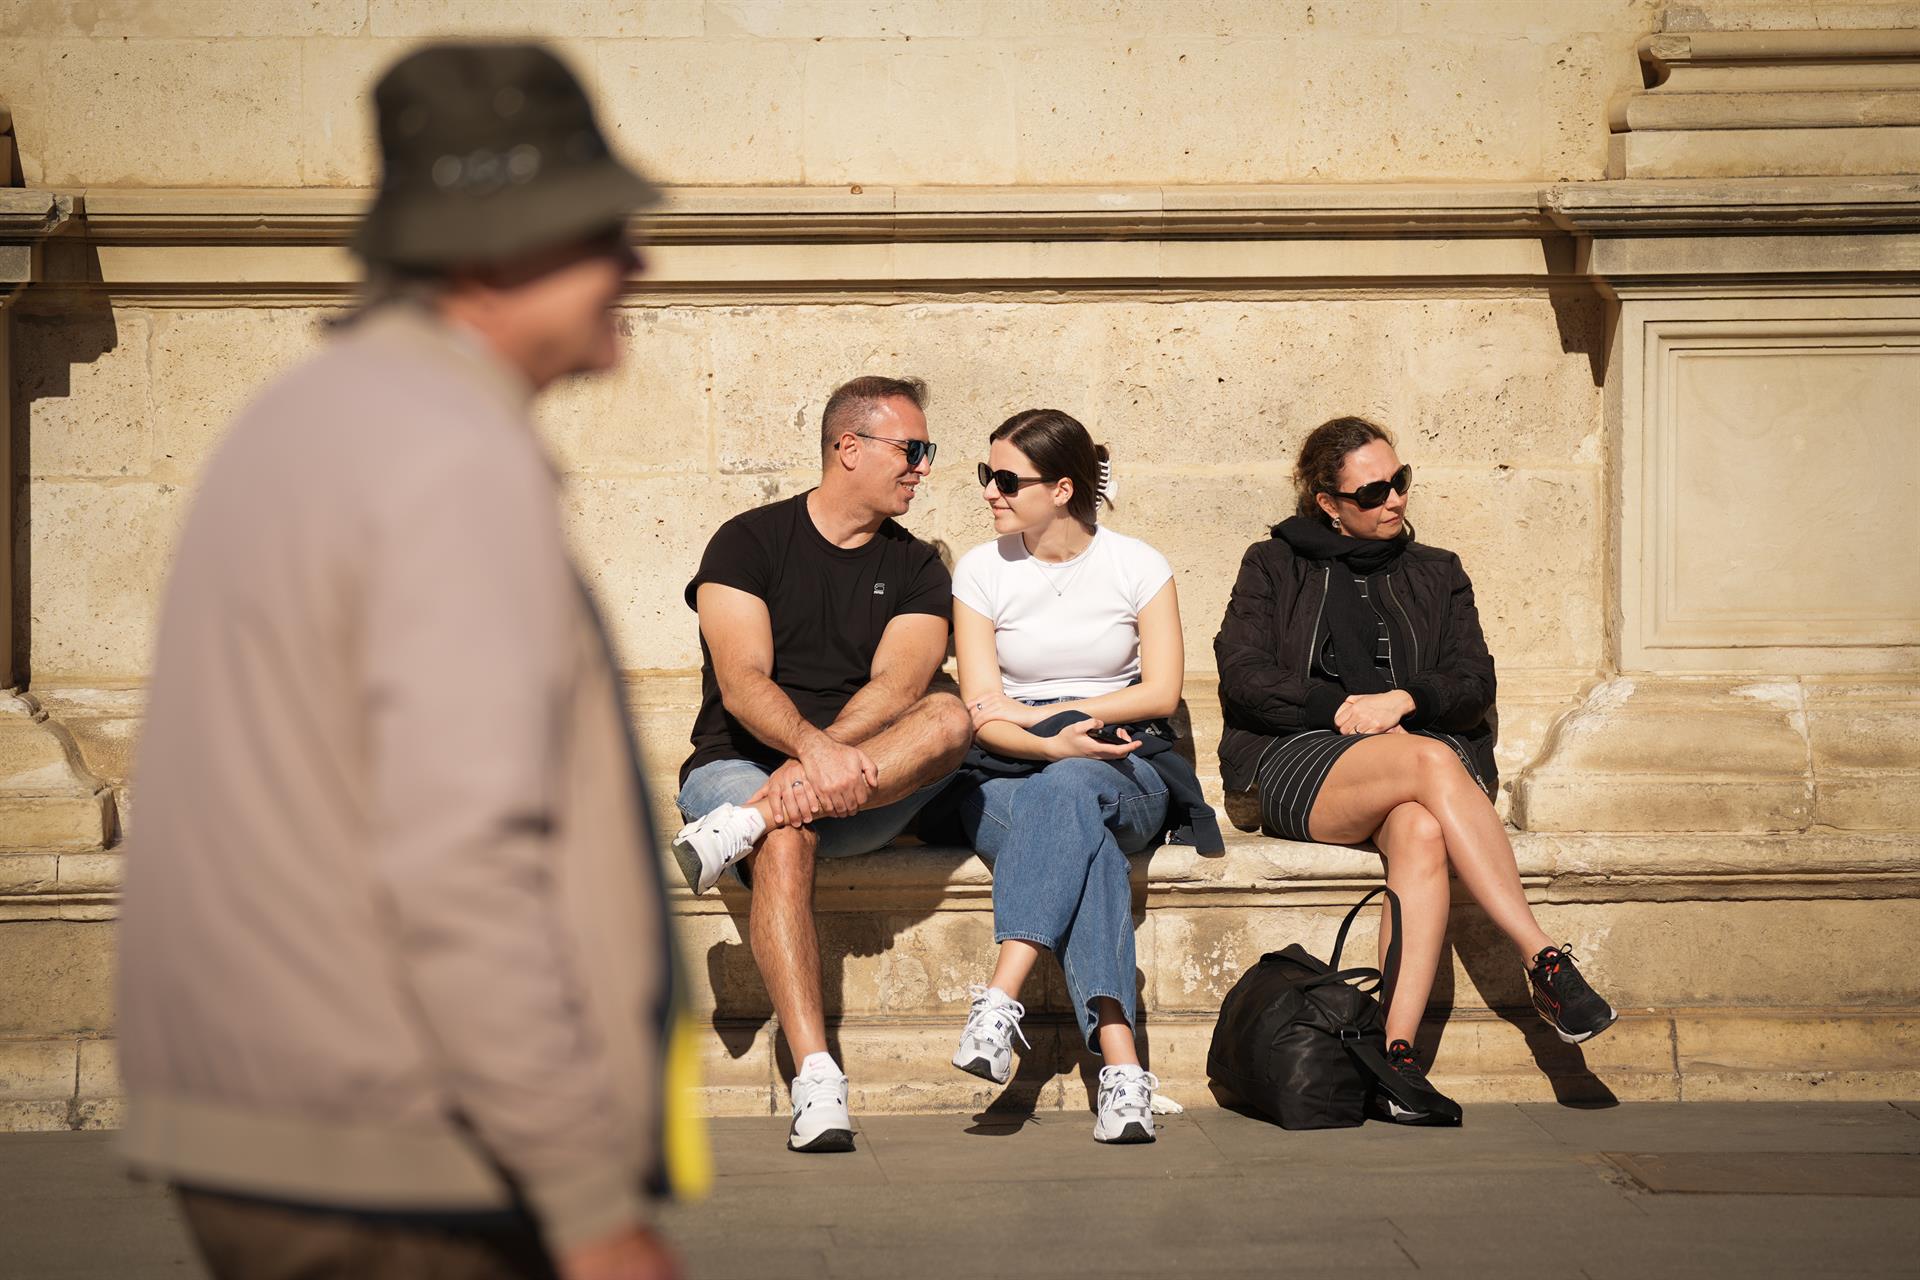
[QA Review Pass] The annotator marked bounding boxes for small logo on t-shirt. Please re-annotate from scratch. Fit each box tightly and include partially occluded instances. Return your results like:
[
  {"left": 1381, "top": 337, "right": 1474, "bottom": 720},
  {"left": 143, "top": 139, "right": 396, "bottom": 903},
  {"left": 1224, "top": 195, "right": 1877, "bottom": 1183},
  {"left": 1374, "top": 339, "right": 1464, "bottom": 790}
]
[{"left": 873, "top": 582, "right": 888, "bottom": 596}]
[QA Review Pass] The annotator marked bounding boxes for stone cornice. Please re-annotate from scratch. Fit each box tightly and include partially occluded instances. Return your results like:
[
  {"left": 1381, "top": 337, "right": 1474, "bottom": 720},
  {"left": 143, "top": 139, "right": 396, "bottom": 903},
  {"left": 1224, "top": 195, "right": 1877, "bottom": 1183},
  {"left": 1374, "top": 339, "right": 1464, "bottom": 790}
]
[
  {"left": 1642, "top": 29, "right": 1920, "bottom": 82},
  {"left": 0, "top": 188, "right": 73, "bottom": 237},
  {"left": 68, "top": 183, "right": 1561, "bottom": 246},
  {"left": 6, "top": 181, "right": 1915, "bottom": 300},
  {"left": 1545, "top": 176, "right": 1920, "bottom": 232},
  {"left": 46, "top": 179, "right": 1920, "bottom": 242}
]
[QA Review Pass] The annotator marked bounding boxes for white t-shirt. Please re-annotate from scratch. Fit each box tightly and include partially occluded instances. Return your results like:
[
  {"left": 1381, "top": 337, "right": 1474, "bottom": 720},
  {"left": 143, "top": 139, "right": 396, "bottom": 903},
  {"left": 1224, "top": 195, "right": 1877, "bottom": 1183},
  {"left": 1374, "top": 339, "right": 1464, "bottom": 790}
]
[{"left": 951, "top": 527, "right": 1175, "bottom": 700}]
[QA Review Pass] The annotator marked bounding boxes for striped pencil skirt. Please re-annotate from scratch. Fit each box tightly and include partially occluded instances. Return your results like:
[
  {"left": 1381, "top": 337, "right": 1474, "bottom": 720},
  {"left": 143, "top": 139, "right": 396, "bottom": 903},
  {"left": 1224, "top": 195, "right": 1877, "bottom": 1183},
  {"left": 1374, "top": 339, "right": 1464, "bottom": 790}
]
[{"left": 1245, "top": 729, "right": 1490, "bottom": 842}]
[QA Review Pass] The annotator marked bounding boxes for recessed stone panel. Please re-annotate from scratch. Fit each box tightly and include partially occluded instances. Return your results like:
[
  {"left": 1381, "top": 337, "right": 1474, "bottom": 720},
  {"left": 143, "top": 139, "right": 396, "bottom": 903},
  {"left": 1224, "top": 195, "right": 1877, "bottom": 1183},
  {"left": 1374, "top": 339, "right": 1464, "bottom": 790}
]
[{"left": 1622, "top": 304, "right": 1920, "bottom": 671}]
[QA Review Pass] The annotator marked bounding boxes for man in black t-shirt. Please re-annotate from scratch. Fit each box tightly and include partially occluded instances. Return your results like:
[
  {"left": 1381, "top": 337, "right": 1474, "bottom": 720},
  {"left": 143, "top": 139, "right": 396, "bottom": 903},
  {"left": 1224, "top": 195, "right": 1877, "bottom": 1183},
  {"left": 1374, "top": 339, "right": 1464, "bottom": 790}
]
[{"left": 673, "top": 374, "right": 970, "bottom": 1154}]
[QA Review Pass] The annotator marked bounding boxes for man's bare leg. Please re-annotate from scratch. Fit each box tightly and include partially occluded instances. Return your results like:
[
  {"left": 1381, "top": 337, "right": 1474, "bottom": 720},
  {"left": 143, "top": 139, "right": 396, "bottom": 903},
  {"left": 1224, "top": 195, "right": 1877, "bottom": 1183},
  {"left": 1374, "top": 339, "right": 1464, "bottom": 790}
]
[
  {"left": 748, "top": 824, "right": 829, "bottom": 1060},
  {"left": 745, "top": 691, "right": 970, "bottom": 1065}
]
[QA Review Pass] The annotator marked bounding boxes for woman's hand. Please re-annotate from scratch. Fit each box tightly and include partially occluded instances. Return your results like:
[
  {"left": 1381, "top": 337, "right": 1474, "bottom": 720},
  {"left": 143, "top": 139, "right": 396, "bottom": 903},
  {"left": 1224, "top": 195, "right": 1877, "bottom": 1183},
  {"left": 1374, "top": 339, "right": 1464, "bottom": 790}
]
[
  {"left": 1046, "top": 719, "right": 1142, "bottom": 761},
  {"left": 968, "top": 690, "right": 1047, "bottom": 732},
  {"left": 1334, "top": 690, "right": 1416, "bottom": 736}
]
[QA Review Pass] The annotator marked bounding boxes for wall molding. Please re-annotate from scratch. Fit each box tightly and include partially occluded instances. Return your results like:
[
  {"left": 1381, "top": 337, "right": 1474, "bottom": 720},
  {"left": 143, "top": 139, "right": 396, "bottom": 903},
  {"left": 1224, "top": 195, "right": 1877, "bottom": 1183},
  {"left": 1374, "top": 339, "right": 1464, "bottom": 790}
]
[{"left": 0, "top": 178, "right": 1911, "bottom": 302}]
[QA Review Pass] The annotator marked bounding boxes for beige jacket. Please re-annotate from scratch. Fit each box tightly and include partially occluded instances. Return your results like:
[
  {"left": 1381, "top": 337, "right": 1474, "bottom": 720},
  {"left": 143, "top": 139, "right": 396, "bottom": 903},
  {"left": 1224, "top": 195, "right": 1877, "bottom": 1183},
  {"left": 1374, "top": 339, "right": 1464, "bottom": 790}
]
[{"left": 118, "top": 306, "right": 673, "bottom": 1250}]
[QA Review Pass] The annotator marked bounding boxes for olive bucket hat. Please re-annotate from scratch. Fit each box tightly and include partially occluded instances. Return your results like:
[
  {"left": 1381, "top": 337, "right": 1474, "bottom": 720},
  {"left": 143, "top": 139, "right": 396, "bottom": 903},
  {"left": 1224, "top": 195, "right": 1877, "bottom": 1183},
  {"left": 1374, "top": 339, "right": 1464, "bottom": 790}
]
[{"left": 351, "top": 42, "right": 660, "bottom": 269}]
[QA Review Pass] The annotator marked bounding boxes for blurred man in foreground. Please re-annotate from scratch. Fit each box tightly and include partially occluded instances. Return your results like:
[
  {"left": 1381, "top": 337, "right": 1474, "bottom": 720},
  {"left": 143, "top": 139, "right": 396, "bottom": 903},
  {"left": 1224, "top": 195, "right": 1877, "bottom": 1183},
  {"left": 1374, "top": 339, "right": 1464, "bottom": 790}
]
[{"left": 118, "top": 44, "right": 687, "bottom": 1280}]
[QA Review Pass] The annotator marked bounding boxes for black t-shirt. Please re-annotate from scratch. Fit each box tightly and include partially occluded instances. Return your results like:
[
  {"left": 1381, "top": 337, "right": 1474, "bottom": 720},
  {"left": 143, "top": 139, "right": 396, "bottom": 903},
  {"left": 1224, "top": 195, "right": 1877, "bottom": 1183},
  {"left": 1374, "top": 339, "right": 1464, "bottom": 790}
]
[{"left": 680, "top": 491, "right": 952, "bottom": 784}]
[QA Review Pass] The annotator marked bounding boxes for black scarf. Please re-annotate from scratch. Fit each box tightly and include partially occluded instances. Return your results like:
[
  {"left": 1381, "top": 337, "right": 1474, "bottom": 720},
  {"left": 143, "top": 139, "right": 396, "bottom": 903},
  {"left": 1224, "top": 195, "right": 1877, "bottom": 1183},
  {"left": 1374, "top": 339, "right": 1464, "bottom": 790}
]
[{"left": 1274, "top": 515, "right": 1411, "bottom": 696}]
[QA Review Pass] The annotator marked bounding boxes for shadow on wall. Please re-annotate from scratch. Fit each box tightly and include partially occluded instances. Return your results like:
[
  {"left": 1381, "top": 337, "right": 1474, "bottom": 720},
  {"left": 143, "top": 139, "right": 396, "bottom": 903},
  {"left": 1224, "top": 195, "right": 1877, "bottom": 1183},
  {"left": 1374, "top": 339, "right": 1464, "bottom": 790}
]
[
  {"left": 1422, "top": 907, "right": 1618, "bottom": 1109},
  {"left": 1546, "top": 275, "right": 1610, "bottom": 390},
  {"left": 11, "top": 291, "right": 119, "bottom": 686}
]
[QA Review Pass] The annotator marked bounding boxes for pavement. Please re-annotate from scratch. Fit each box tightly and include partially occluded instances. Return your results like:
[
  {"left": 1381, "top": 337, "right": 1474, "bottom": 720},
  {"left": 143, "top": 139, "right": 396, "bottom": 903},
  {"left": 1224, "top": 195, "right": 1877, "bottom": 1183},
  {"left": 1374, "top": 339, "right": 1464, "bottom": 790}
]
[{"left": 3, "top": 1101, "right": 1918, "bottom": 1280}]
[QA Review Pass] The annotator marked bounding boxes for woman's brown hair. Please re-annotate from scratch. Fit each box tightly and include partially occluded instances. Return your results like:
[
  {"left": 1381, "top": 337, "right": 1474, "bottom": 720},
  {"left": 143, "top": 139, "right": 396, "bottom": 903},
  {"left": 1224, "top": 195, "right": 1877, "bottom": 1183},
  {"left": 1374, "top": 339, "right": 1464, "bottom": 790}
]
[
  {"left": 1293, "top": 416, "right": 1395, "bottom": 524},
  {"left": 989, "top": 408, "right": 1111, "bottom": 533}
]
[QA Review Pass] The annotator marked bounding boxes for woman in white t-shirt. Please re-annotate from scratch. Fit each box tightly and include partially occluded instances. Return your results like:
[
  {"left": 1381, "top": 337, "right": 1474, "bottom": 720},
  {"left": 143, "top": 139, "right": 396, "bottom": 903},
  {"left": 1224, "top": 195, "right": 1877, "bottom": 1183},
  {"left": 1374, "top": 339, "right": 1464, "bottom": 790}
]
[{"left": 946, "top": 408, "right": 1185, "bottom": 1145}]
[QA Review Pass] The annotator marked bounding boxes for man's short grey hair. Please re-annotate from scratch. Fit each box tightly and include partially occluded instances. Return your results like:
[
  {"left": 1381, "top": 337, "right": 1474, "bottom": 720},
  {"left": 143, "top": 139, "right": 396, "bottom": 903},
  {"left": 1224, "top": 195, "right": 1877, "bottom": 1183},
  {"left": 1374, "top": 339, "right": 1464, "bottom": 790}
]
[{"left": 820, "top": 375, "right": 930, "bottom": 461}]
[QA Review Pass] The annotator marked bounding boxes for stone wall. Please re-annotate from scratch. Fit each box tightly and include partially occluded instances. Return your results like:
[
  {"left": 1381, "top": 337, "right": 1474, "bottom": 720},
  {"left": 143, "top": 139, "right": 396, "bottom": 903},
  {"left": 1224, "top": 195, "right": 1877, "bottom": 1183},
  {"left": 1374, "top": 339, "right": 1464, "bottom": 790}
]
[
  {"left": 2, "top": 0, "right": 1655, "bottom": 189},
  {"left": 15, "top": 292, "right": 1608, "bottom": 689},
  {"left": 2, "top": 0, "right": 1918, "bottom": 1126}
]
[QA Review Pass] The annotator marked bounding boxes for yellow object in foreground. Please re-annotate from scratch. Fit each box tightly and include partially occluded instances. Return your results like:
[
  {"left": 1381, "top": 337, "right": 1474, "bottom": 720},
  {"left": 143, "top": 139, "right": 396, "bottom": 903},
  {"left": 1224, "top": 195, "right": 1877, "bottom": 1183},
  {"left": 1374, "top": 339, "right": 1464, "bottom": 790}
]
[{"left": 663, "top": 1007, "right": 713, "bottom": 1200}]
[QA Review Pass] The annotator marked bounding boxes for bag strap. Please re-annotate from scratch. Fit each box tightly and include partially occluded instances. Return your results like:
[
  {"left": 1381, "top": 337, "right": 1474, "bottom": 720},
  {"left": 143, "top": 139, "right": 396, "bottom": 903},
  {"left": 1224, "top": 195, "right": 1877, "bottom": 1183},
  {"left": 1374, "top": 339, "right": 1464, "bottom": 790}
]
[
  {"left": 1341, "top": 1031, "right": 1408, "bottom": 1096},
  {"left": 1330, "top": 886, "right": 1403, "bottom": 994}
]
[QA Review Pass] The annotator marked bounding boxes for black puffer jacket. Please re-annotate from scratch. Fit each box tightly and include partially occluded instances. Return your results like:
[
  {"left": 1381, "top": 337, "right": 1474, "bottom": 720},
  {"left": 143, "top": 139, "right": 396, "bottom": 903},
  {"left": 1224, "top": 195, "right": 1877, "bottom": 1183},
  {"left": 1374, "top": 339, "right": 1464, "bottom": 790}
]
[{"left": 1213, "top": 530, "right": 1498, "bottom": 795}]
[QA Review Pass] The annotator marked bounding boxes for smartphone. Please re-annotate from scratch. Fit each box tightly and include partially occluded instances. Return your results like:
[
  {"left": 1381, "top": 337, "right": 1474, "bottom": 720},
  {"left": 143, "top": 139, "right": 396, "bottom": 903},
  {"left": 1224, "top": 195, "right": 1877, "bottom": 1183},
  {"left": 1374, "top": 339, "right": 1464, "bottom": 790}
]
[{"left": 1088, "top": 724, "right": 1130, "bottom": 745}]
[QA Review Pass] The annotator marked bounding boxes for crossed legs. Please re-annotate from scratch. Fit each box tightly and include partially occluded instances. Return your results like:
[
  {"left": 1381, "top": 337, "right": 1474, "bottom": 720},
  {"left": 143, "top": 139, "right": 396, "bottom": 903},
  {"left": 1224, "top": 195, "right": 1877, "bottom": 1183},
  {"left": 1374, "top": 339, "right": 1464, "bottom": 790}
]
[
  {"left": 1308, "top": 734, "right": 1554, "bottom": 1046},
  {"left": 746, "top": 693, "right": 971, "bottom": 1062}
]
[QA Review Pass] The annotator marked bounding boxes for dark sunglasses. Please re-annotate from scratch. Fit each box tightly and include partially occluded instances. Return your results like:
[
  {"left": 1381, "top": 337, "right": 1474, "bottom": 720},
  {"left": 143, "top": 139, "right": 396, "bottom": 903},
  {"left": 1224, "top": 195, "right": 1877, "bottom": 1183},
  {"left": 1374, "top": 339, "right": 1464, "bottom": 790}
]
[
  {"left": 1328, "top": 464, "right": 1413, "bottom": 511},
  {"left": 977, "top": 462, "right": 1052, "bottom": 496},
  {"left": 841, "top": 432, "right": 937, "bottom": 467}
]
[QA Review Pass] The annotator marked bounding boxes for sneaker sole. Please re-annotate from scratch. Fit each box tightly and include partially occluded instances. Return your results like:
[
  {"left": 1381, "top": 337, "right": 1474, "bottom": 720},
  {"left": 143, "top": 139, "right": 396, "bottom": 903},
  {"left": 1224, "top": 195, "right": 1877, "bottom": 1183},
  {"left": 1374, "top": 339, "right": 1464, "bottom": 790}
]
[
  {"left": 1535, "top": 995, "right": 1619, "bottom": 1045},
  {"left": 1094, "top": 1121, "right": 1155, "bottom": 1145},
  {"left": 787, "top": 1127, "right": 856, "bottom": 1154},
  {"left": 1376, "top": 1098, "right": 1463, "bottom": 1128},
  {"left": 952, "top": 1054, "right": 1010, "bottom": 1086},
  {"left": 671, "top": 838, "right": 714, "bottom": 896}
]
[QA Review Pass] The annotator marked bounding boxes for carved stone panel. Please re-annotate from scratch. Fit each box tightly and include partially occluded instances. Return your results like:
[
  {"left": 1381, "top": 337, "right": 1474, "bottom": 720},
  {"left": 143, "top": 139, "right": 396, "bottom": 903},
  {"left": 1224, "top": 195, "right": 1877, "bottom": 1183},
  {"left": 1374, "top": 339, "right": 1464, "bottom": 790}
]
[{"left": 1620, "top": 298, "right": 1920, "bottom": 673}]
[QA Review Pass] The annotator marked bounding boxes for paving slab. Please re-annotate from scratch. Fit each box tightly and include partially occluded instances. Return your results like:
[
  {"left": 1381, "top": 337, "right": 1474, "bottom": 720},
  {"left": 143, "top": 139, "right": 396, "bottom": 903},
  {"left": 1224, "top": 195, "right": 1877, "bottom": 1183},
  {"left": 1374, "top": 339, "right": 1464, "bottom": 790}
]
[
  {"left": 1190, "top": 1100, "right": 1573, "bottom": 1171},
  {"left": 1518, "top": 1100, "right": 1920, "bottom": 1152},
  {"left": 855, "top": 1110, "right": 1233, "bottom": 1184},
  {"left": 6, "top": 1105, "right": 1920, "bottom": 1280},
  {"left": 1605, "top": 1150, "right": 1920, "bottom": 1196}
]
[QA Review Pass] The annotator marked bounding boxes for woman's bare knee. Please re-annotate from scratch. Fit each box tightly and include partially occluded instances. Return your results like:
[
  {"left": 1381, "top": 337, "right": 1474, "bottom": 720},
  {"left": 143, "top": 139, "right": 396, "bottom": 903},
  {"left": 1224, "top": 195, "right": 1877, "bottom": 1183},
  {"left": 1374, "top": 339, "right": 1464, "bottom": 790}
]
[{"left": 1379, "top": 801, "right": 1446, "bottom": 872}]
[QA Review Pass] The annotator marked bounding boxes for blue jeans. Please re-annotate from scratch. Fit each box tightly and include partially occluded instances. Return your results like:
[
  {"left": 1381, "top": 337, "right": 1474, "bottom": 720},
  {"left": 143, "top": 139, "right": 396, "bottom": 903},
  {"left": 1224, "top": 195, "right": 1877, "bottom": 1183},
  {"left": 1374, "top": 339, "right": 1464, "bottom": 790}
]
[
  {"left": 677, "top": 758, "right": 951, "bottom": 869},
  {"left": 955, "top": 753, "right": 1169, "bottom": 1053}
]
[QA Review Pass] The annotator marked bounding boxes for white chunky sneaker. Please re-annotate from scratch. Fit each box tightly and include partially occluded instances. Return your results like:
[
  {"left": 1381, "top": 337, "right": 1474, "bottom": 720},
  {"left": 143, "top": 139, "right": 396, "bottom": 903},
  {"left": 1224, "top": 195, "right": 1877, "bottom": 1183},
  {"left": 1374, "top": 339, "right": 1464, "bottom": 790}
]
[
  {"left": 787, "top": 1066, "right": 855, "bottom": 1153},
  {"left": 951, "top": 984, "right": 1030, "bottom": 1085},
  {"left": 1093, "top": 1066, "right": 1158, "bottom": 1145},
  {"left": 671, "top": 803, "right": 766, "bottom": 895}
]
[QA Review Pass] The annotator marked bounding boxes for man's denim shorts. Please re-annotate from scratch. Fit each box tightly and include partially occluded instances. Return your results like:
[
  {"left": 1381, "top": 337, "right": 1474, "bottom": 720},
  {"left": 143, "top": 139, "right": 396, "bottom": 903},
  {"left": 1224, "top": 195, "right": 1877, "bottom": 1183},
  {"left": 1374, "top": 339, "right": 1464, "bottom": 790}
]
[{"left": 677, "top": 757, "right": 952, "bottom": 868}]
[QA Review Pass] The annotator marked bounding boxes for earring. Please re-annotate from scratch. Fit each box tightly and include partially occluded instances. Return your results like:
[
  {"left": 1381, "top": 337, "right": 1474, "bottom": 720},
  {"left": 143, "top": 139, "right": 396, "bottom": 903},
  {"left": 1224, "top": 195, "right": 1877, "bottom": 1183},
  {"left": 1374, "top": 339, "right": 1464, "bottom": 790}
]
[{"left": 1331, "top": 516, "right": 1342, "bottom": 530}]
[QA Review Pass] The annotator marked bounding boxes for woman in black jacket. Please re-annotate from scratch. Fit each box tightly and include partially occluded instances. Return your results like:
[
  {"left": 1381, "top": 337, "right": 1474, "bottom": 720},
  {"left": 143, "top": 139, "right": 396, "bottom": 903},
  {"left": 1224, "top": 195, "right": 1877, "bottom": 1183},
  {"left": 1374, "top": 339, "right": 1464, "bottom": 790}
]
[{"left": 1214, "top": 416, "right": 1616, "bottom": 1125}]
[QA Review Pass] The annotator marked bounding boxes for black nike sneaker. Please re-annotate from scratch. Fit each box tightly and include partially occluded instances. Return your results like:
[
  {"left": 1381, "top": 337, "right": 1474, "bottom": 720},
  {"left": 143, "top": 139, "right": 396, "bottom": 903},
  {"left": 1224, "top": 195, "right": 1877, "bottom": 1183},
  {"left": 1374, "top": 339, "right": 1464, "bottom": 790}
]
[
  {"left": 1369, "top": 1039, "right": 1463, "bottom": 1127},
  {"left": 1529, "top": 945, "right": 1618, "bottom": 1044}
]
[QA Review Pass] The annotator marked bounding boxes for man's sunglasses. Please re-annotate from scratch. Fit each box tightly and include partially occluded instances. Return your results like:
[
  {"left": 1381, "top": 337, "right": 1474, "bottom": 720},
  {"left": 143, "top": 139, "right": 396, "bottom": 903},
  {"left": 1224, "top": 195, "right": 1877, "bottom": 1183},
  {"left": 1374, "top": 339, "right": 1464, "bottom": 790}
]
[
  {"left": 977, "top": 462, "right": 1052, "bottom": 496},
  {"left": 842, "top": 432, "right": 937, "bottom": 467},
  {"left": 1328, "top": 464, "right": 1413, "bottom": 511}
]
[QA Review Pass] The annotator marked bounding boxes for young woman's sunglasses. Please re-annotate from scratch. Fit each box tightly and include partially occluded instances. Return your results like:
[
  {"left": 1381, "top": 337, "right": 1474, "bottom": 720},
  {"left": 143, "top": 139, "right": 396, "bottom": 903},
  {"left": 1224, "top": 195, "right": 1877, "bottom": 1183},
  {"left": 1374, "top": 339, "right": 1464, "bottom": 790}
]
[
  {"left": 977, "top": 462, "right": 1052, "bottom": 496},
  {"left": 843, "top": 432, "right": 937, "bottom": 467},
  {"left": 1328, "top": 464, "right": 1413, "bottom": 510}
]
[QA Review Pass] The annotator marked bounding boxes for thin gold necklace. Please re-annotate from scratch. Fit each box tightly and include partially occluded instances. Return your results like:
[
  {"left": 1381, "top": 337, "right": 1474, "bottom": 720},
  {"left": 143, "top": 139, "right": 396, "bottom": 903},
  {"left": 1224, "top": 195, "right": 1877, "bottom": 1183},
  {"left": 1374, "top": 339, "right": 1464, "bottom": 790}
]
[{"left": 1027, "top": 530, "right": 1095, "bottom": 597}]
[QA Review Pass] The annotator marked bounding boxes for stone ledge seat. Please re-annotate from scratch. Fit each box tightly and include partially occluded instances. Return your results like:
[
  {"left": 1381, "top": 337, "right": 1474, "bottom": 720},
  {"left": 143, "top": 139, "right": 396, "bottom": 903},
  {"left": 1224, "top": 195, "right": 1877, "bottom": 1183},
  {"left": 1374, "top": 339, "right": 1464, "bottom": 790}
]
[{"left": 6, "top": 675, "right": 1919, "bottom": 1121}]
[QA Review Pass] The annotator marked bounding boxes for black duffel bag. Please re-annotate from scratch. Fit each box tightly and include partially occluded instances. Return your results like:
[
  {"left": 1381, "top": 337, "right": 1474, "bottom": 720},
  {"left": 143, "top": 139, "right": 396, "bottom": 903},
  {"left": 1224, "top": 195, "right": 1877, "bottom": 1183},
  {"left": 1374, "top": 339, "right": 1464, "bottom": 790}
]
[{"left": 1206, "top": 887, "right": 1405, "bottom": 1129}]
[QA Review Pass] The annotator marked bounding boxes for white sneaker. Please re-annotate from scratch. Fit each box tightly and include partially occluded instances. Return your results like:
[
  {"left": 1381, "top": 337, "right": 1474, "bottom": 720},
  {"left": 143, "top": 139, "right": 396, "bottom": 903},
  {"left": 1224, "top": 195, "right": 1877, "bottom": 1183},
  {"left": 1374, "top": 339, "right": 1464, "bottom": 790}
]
[
  {"left": 787, "top": 1066, "right": 854, "bottom": 1153},
  {"left": 951, "top": 984, "right": 1030, "bottom": 1086},
  {"left": 1094, "top": 1066, "right": 1158, "bottom": 1144},
  {"left": 671, "top": 803, "right": 766, "bottom": 894}
]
